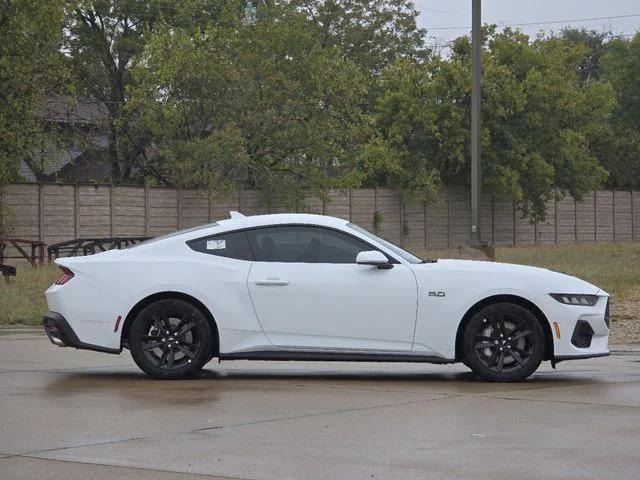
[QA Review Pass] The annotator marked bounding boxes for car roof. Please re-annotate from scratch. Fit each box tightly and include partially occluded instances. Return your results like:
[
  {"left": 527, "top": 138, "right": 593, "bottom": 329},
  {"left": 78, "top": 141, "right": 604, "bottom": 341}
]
[{"left": 214, "top": 213, "right": 350, "bottom": 231}]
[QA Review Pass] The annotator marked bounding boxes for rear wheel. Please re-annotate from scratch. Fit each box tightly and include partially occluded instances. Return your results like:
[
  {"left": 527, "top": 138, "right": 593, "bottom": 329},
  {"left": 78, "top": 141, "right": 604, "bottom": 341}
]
[
  {"left": 462, "top": 302, "right": 545, "bottom": 382},
  {"left": 129, "top": 299, "right": 213, "bottom": 379}
]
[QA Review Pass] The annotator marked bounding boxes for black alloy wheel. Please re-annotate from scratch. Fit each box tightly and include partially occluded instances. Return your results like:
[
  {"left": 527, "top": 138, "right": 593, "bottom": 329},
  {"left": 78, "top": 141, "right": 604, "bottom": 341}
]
[
  {"left": 129, "top": 299, "right": 214, "bottom": 379},
  {"left": 462, "top": 302, "right": 545, "bottom": 382}
]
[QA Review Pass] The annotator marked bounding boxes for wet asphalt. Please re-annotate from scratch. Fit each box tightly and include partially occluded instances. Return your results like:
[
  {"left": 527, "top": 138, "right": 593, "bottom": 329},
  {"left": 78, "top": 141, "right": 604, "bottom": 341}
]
[{"left": 1, "top": 331, "right": 639, "bottom": 480}]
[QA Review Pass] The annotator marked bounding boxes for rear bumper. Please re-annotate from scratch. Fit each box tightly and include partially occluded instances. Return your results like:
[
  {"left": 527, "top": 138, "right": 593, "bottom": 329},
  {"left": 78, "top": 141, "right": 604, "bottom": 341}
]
[{"left": 43, "top": 311, "right": 120, "bottom": 354}]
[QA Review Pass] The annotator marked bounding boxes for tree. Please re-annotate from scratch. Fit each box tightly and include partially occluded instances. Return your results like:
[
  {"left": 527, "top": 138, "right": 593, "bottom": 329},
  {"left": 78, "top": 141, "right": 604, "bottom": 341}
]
[
  {"left": 0, "top": 0, "right": 66, "bottom": 185},
  {"left": 127, "top": 1, "right": 375, "bottom": 204},
  {"left": 560, "top": 27, "right": 615, "bottom": 81},
  {"left": 64, "top": 0, "right": 235, "bottom": 183},
  {"left": 293, "top": 0, "right": 428, "bottom": 73},
  {"left": 373, "top": 28, "right": 613, "bottom": 219},
  {"left": 595, "top": 33, "right": 640, "bottom": 189}
]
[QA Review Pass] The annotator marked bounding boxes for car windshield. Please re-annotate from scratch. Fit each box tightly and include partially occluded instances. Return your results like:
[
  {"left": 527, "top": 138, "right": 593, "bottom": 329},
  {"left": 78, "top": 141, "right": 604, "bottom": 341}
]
[{"left": 347, "top": 223, "right": 423, "bottom": 264}]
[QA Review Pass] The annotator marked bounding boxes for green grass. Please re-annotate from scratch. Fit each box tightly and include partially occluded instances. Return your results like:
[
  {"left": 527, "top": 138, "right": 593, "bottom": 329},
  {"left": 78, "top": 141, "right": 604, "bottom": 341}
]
[{"left": 2, "top": 242, "right": 639, "bottom": 342}]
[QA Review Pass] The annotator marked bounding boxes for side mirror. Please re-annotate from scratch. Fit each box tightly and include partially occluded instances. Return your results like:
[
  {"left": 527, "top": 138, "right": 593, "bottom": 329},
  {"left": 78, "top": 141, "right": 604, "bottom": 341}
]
[{"left": 356, "top": 251, "right": 393, "bottom": 269}]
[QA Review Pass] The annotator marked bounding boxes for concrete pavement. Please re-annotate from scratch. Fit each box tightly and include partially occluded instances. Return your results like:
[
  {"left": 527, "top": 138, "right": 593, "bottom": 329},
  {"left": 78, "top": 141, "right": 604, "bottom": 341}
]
[{"left": 1, "top": 331, "right": 639, "bottom": 479}]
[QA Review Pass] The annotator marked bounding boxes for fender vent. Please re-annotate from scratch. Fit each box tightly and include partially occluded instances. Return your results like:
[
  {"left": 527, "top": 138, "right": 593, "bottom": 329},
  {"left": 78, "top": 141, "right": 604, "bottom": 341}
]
[
  {"left": 604, "top": 299, "right": 610, "bottom": 329},
  {"left": 571, "top": 320, "right": 594, "bottom": 349}
]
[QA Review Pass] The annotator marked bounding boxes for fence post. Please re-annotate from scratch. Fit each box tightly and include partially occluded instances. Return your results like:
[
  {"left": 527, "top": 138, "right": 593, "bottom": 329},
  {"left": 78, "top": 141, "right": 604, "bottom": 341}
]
[
  {"left": 144, "top": 185, "right": 150, "bottom": 236},
  {"left": 349, "top": 188, "right": 353, "bottom": 222},
  {"left": 491, "top": 194, "right": 495, "bottom": 245},
  {"left": 593, "top": 190, "right": 597, "bottom": 242},
  {"left": 38, "top": 184, "right": 44, "bottom": 244},
  {"left": 447, "top": 186, "right": 452, "bottom": 248},
  {"left": 512, "top": 200, "right": 517, "bottom": 247},
  {"left": 554, "top": 188, "right": 558, "bottom": 245},
  {"left": 632, "top": 190, "right": 636, "bottom": 242},
  {"left": 399, "top": 196, "right": 404, "bottom": 247},
  {"left": 424, "top": 201, "right": 428, "bottom": 250},
  {"left": 612, "top": 189, "right": 617, "bottom": 243},
  {"left": 574, "top": 195, "right": 578, "bottom": 244},
  {"left": 74, "top": 184, "right": 80, "bottom": 239},
  {"left": 208, "top": 187, "right": 213, "bottom": 223},
  {"left": 177, "top": 188, "right": 183, "bottom": 230},
  {"left": 109, "top": 185, "right": 115, "bottom": 237}
]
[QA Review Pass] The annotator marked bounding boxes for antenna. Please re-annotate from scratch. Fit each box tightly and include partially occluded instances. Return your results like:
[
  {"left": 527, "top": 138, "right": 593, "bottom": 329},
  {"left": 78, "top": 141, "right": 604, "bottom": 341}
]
[{"left": 229, "top": 211, "right": 245, "bottom": 219}]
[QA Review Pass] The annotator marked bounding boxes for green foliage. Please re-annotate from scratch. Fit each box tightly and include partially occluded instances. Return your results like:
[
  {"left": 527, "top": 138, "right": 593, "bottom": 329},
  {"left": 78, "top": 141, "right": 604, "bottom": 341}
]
[
  {"left": 373, "top": 28, "right": 613, "bottom": 219},
  {"left": 594, "top": 33, "right": 640, "bottom": 188},
  {"left": 127, "top": 1, "right": 424, "bottom": 205},
  {"left": 0, "top": 0, "right": 66, "bottom": 186},
  {"left": 65, "top": 0, "right": 232, "bottom": 182}
]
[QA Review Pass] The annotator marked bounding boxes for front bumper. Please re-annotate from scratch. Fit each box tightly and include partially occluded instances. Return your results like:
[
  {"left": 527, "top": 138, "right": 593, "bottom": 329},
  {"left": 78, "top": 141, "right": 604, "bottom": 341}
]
[
  {"left": 43, "top": 312, "right": 120, "bottom": 354},
  {"left": 554, "top": 352, "right": 610, "bottom": 364}
]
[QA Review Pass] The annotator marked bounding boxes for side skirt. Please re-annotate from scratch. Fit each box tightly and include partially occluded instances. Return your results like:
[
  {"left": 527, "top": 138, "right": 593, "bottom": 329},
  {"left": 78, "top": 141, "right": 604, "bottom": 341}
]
[{"left": 219, "top": 350, "right": 456, "bottom": 364}]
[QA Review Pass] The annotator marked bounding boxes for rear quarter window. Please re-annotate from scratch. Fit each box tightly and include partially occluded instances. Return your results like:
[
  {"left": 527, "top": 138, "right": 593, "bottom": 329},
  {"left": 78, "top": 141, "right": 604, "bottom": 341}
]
[{"left": 187, "top": 231, "right": 254, "bottom": 261}]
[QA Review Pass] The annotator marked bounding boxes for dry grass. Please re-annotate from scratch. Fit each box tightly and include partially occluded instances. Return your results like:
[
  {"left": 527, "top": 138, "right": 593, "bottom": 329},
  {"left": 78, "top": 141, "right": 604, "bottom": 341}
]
[
  {"left": 0, "top": 264, "right": 59, "bottom": 326},
  {"left": 2, "top": 243, "right": 639, "bottom": 343}
]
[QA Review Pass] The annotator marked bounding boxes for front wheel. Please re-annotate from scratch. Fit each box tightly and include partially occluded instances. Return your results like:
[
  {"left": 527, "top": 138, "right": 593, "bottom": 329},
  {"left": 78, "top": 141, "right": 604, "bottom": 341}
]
[
  {"left": 462, "top": 303, "right": 545, "bottom": 382},
  {"left": 129, "top": 299, "right": 214, "bottom": 379}
]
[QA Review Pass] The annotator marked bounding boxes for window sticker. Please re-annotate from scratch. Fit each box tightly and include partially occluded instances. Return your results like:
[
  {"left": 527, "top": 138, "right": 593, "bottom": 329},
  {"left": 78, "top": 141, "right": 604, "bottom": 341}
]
[{"left": 206, "top": 239, "right": 226, "bottom": 250}]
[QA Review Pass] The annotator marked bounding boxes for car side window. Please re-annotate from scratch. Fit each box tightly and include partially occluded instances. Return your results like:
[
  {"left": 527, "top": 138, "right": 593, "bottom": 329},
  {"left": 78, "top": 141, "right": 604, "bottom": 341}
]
[
  {"left": 187, "top": 231, "right": 253, "bottom": 261},
  {"left": 246, "top": 226, "right": 373, "bottom": 264}
]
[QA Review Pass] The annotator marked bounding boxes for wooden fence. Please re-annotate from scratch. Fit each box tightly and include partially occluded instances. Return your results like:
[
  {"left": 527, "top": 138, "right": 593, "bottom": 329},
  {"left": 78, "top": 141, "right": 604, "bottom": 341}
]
[{"left": 0, "top": 183, "right": 638, "bottom": 258}]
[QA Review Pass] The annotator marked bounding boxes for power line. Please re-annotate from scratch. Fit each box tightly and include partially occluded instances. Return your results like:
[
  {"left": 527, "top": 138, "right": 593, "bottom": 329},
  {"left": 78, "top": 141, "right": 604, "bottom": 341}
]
[
  {"left": 427, "top": 12, "right": 640, "bottom": 31},
  {"left": 419, "top": 6, "right": 471, "bottom": 18}
]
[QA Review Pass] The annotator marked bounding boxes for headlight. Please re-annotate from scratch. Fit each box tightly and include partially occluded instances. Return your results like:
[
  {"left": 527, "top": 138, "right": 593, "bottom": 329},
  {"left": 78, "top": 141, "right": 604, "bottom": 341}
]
[{"left": 550, "top": 293, "right": 598, "bottom": 306}]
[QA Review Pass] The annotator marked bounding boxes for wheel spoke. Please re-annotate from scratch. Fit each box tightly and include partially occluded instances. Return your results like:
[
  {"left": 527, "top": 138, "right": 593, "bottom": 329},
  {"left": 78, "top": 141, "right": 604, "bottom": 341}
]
[
  {"left": 487, "top": 316, "right": 502, "bottom": 336},
  {"left": 511, "top": 345, "right": 529, "bottom": 356},
  {"left": 486, "top": 349, "right": 499, "bottom": 366},
  {"left": 510, "top": 349, "right": 526, "bottom": 366},
  {"left": 174, "top": 313, "right": 192, "bottom": 335},
  {"left": 474, "top": 342, "right": 495, "bottom": 350},
  {"left": 142, "top": 340, "right": 164, "bottom": 351},
  {"left": 496, "top": 312, "right": 507, "bottom": 336},
  {"left": 153, "top": 316, "right": 167, "bottom": 334},
  {"left": 475, "top": 334, "right": 494, "bottom": 342},
  {"left": 157, "top": 347, "right": 168, "bottom": 367},
  {"left": 495, "top": 351, "right": 505, "bottom": 372},
  {"left": 167, "top": 348, "right": 175, "bottom": 368},
  {"left": 511, "top": 329, "right": 532, "bottom": 341},
  {"left": 176, "top": 321, "right": 196, "bottom": 337},
  {"left": 176, "top": 344, "right": 196, "bottom": 359}
]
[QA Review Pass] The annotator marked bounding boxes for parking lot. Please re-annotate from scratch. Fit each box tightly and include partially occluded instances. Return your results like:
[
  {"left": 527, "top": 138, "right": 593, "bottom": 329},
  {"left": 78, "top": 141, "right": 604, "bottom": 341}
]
[{"left": 1, "top": 330, "right": 639, "bottom": 480}]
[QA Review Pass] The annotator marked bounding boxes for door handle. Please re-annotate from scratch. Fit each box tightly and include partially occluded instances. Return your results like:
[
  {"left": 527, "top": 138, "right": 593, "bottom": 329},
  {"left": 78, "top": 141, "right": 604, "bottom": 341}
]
[{"left": 255, "top": 278, "right": 289, "bottom": 286}]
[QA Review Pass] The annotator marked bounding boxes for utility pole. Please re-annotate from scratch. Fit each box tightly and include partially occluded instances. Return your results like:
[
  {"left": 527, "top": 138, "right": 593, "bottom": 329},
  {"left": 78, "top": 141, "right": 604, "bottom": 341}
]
[{"left": 470, "top": 0, "right": 482, "bottom": 244}]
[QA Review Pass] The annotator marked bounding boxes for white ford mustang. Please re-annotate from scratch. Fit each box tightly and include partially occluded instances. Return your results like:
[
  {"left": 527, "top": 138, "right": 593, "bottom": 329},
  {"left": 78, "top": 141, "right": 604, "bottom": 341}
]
[{"left": 43, "top": 212, "right": 610, "bottom": 381}]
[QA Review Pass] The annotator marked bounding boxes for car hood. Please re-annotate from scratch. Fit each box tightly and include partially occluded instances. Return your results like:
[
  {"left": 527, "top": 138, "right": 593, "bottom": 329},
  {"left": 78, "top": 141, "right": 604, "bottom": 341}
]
[{"left": 413, "top": 259, "right": 602, "bottom": 295}]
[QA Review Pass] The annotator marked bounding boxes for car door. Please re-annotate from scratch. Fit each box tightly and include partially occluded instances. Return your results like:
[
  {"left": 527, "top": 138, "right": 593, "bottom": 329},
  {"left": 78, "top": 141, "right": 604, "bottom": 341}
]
[{"left": 246, "top": 225, "right": 418, "bottom": 351}]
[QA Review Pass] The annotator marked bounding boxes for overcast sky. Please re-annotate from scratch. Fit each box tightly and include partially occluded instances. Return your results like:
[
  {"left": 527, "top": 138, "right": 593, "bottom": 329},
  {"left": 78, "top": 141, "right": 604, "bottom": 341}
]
[{"left": 414, "top": 0, "right": 640, "bottom": 49}]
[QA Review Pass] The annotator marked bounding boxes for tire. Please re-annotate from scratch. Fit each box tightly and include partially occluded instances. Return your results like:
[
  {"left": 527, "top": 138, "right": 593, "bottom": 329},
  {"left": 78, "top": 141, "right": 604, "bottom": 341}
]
[
  {"left": 129, "top": 299, "right": 214, "bottom": 379},
  {"left": 462, "top": 302, "right": 545, "bottom": 382}
]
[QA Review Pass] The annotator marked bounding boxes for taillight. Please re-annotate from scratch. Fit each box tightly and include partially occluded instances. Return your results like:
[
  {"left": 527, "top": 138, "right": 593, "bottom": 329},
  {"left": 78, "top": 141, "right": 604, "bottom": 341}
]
[{"left": 54, "top": 267, "right": 74, "bottom": 285}]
